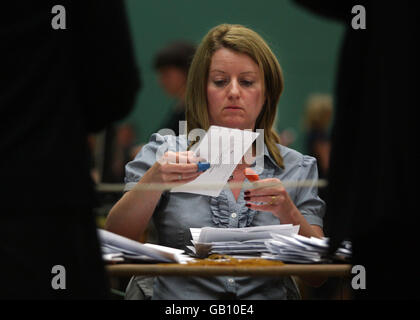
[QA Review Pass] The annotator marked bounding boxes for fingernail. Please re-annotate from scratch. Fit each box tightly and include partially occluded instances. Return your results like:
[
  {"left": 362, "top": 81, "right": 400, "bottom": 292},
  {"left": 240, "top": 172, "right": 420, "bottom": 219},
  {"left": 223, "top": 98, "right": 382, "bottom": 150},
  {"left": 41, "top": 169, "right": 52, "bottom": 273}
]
[{"left": 244, "top": 196, "right": 250, "bottom": 201}]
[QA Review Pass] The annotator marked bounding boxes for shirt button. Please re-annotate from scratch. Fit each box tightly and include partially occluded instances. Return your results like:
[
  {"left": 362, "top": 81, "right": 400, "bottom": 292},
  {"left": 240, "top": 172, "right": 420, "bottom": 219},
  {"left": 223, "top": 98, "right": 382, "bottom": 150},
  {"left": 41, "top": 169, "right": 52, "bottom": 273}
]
[
  {"left": 228, "top": 278, "right": 235, "bottom": 284},
  {"left": 231, "top": 212, "right": 237, "bottom": 218}
]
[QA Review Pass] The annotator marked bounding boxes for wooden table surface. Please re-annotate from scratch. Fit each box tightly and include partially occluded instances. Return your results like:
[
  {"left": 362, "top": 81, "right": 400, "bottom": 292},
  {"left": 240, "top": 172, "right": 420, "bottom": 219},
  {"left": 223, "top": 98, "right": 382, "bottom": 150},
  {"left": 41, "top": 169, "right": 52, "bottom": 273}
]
[{"left": 107, "top": 263, "right": 352, "bottom": 278}]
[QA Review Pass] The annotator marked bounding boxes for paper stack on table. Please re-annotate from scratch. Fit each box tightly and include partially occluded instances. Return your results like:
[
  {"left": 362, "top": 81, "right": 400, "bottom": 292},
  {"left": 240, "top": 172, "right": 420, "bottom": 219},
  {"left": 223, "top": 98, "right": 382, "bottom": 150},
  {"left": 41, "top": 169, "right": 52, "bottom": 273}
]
[
  {"left": 188, "top": 224, "right": 300, "bottom": 259},
  {"left": 263, "top": 234, "right": 353, "bottom": 263},
  {"left": 261, "top": 234, "right": 352, "bottom": 263},
  {"left": 333, "top": 240, "right": 352, "bottom": 262},
  {"left": 263, "top": 233, "right": 330, "bottom": 263},
  {"left": 98, "top": 229, "right": 194, "bottom": 264}
]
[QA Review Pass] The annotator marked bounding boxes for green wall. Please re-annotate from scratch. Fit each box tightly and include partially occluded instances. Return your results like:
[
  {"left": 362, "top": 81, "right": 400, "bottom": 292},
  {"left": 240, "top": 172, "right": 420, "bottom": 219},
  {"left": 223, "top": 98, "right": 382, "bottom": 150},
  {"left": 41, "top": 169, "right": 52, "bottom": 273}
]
[{"left": 122, "top": 0, "right": 344, "bottom": 153}]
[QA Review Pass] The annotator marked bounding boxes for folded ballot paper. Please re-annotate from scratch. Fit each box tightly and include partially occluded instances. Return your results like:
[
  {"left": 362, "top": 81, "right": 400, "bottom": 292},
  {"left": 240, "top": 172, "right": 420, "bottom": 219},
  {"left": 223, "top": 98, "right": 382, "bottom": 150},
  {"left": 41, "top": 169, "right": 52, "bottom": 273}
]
[
  {"left": 188, "top": 224, "right": 300, "bottom": 258},
  {"left": 97, "top": 229, "right": 194, "bottom": 264}
]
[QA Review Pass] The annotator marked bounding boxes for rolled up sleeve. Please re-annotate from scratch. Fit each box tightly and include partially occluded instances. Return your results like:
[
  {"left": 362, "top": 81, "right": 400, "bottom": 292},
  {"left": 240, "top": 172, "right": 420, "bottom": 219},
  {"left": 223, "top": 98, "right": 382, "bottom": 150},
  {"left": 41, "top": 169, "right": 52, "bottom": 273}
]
[
  {"left": 124, "top": 133, "right": 169, "bottom": 191},
  {"left": 294, "top": 156, "right": 325, "bottom": 227}
]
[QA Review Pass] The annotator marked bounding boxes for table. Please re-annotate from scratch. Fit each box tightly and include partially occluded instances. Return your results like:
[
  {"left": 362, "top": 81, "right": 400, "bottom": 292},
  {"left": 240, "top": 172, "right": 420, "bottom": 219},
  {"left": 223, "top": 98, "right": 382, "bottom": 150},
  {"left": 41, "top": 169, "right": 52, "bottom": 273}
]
[{"left": 106, "top": 263, "right": 352, "bottom": 278}]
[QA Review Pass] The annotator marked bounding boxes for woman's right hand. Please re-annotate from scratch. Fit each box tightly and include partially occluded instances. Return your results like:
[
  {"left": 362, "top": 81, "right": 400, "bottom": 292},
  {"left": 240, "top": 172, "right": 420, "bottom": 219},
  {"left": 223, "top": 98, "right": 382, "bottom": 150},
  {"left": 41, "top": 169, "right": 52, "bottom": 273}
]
[
  {"left": 106, "top": 150, "right": 204, "bottom": 240},
  {"left": 141, "top": 151, "right": 205, "bottom": 186}
]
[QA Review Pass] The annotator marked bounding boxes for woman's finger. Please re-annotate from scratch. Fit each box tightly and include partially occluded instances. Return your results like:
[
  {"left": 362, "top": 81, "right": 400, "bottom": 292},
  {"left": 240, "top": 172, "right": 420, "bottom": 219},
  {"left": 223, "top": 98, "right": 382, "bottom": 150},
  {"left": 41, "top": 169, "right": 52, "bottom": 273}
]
[
  {"left": 162, "top": 151, "right": 202, "bottom": 164},
  {"left": 161, "top": 162, "right": 200, "bottom": 173},
  {"left": 166, "top": 171, "right": 201, "bottom": 182},
  {"left": 245, "top": 194, "right": 285, "bottom": 205},
  {"left": 245, "top": 202, "right": 275, "bottom": 212},
  {"left": 253, "top": 178, "right": 283, "bottom": 187},
  {"left": 245, "top": 178, "right": 284, "bottom": 196},
  {"left": 245, "top": 187, "right": 285, "bottom": 197}
]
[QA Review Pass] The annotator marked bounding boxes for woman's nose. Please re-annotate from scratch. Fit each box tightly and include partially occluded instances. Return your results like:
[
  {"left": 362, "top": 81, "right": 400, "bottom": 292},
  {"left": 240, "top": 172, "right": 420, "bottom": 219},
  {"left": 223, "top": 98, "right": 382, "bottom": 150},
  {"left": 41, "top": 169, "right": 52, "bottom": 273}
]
[{"left": 228, "top": 80, "right": 240, "bottom": 99}]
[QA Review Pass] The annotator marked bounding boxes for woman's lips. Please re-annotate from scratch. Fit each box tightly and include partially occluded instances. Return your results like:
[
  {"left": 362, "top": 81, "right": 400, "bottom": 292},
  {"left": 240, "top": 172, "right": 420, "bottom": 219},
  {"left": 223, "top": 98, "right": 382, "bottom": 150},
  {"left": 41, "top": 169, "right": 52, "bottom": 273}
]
[{"left": 224, "top": 106, "right": 243, "bottom": 110}]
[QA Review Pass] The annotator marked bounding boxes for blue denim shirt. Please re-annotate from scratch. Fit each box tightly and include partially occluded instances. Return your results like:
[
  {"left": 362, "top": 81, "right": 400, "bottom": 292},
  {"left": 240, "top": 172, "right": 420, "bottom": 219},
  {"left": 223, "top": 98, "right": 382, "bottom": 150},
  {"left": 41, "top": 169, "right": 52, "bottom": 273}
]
[{"left": 125, "top": 133, "right": 325, "bottom": 300}]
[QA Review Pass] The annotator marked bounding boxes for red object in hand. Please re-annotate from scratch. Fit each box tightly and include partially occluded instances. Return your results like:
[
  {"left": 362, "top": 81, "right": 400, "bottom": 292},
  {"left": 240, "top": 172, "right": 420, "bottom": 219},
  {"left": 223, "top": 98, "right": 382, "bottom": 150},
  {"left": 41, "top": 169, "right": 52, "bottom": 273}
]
[{"left": 244, "top": 168, "right": 260, "bottom": 182}]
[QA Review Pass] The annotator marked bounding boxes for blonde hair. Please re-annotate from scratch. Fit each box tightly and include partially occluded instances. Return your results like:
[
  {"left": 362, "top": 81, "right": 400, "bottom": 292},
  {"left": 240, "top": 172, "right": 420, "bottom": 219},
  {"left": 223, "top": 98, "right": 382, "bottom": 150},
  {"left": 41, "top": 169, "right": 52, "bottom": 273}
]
[
  {"left": 304, "top": 94, "right": 333, "bottom": 131},
  {"left": 185, "top": 24, "right": 285, "bottom": 168}
]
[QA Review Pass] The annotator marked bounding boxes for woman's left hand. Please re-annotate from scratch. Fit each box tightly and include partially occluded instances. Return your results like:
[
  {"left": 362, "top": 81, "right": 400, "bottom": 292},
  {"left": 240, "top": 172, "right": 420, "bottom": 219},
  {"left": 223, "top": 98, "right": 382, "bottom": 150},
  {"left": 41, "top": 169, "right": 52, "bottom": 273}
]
[{"left": 244, "top": 178, "right": 298, "bottom": 221}]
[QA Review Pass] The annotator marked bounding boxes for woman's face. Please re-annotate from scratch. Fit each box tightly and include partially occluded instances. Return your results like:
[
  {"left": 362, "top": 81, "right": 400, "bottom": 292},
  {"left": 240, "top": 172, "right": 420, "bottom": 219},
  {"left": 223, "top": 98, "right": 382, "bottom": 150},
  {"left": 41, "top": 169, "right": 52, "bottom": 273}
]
[{"left": 207, "top": 48, "right": 265, "bottom": 130}]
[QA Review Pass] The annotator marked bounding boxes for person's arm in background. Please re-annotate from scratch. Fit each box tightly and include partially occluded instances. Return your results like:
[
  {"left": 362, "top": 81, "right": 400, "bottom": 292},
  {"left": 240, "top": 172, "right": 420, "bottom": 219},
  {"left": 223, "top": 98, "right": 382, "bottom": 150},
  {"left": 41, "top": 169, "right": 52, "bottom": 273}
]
[{"left": 73, "top": 0, "right": 141, "bottom": 133}]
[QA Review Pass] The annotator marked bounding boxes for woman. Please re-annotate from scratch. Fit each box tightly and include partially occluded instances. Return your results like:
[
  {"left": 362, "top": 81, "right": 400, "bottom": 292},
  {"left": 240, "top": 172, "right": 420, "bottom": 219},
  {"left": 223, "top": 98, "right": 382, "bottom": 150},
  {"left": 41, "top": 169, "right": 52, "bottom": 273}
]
[{"left": 105, "top": 24, "right": 325, "bottom": 299}]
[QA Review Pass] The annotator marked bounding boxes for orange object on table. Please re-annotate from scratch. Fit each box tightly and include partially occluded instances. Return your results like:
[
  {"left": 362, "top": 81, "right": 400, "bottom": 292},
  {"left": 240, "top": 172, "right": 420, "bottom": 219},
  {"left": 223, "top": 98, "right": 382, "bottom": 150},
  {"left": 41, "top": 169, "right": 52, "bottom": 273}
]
[{"left": 244, "top": 168, "right": 260, "bottom": 182}]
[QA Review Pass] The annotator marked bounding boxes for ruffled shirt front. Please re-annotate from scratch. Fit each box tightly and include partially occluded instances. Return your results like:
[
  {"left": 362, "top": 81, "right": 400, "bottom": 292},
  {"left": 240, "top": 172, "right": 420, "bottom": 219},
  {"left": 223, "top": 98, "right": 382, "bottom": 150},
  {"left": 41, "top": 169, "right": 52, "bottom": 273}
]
[
  {"left": 124, "top": 133, "right": 325, "bottom": 300},
  {"left": 209, "top": 188, "right": 258, "bottom": 228}
]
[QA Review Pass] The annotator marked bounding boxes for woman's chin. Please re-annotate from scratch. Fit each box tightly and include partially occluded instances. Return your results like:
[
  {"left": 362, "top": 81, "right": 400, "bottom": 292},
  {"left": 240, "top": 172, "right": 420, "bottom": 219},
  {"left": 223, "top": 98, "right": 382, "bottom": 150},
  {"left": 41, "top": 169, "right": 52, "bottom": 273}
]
[{"left": 216, "top": 120, "right": 254, "bottom": 130}]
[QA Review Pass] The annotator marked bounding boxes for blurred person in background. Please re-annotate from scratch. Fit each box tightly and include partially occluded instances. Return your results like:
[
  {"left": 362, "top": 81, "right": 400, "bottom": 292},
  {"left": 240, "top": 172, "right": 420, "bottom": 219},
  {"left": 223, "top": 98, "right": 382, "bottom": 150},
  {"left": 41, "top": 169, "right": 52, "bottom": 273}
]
[
  {"left": 303, "top": 94, "right": 333, "bottom": 201},
  {"left": 112, "top": 124, "right": 138, "bottom": 181},
  {"left": 153, "top": 41, "right": 196, "bottom": 135}
]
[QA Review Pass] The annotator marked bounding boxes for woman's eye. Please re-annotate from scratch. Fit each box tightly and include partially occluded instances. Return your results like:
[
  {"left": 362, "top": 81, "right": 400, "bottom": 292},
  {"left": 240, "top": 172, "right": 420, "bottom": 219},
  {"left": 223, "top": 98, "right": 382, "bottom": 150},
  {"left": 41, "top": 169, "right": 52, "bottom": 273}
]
[
  {"left": 213, "top": 80, "right": 227, "bottom": 87},
  {"left": 241, "top": 80, "right": 254, "bottom": 87}
]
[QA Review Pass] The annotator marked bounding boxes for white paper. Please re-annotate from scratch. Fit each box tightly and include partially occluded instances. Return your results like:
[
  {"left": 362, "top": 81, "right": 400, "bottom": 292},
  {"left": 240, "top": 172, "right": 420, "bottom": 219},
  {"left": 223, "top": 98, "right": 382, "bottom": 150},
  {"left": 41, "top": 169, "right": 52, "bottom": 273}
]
[
  {"left": 97, "top": 229, "right": 187, "bottom": 263},
  {"left": 197, "top": 224, "right": 300, "bottom": 243},
  {"left": 171, "top": 126, "right": 259, "bottom": 197},
  {"left": 189, "top": 224, "right": 300, "bottom": 258},
  {"left": 190, "top": 228, "right": 202, "bottom": 242},
  {"left": 264, "top": 233, "right": 329, "bottom": 263}
]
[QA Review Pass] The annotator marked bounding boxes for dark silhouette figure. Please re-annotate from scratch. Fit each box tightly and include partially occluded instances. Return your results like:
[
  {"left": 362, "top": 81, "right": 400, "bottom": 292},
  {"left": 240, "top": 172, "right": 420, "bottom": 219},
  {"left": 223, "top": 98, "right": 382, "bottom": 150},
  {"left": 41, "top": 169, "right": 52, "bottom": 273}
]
[
  {"left": 0, "top": 0, "right": 140, "bottom": 298},
  {"left": 295, "top": 0, "right": 418, "bottom": 299}
]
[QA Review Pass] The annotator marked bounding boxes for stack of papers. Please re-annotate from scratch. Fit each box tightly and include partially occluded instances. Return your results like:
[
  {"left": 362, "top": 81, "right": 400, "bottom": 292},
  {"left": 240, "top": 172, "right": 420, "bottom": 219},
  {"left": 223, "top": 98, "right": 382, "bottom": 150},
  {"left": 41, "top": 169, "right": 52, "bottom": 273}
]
[
  {"left": 188, "top": 224, "right": 300, "bottom": 258},
  {"left": 98, "top": 229, "right": 194, "bottom": 264},
  {"left": 334, "top": 240, "right": 352, "bottom": 262},
  {"left": 263, "top": 233, "right": 330, "bottom": 263},
  {"left": 264, "top": 234, "right": 353, "bottom": 263}
]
